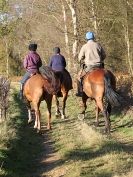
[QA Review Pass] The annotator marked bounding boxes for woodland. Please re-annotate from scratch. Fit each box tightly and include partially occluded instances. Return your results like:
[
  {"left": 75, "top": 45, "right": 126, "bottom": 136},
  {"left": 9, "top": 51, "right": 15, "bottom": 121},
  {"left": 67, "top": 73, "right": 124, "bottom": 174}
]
[
  {"left": 0, "top": 1, "right": 133, "bottom": 177},
  {"left": 0, "top": 0, "right": 133, "bottom": 77}
]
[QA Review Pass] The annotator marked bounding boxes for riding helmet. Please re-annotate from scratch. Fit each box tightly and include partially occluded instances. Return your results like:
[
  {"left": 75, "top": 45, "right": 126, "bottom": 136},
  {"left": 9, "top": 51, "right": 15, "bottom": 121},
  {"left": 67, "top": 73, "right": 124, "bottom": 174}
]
[
  {"left": 29, "top": 43, "right": 37, "bottom": 51},
  {"left": 54, "top": 47, "right": 60, "bottom": 54},
  {"left": 86, "top": 32, "right": 95, "bottom": 40}
]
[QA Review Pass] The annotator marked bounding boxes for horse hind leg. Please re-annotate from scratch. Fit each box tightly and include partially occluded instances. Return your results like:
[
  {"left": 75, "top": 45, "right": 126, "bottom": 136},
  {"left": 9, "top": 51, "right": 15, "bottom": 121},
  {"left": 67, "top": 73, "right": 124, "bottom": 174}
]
[
  {"left": 54, "top": 95, "right": 61, "bottom": 117},
  {"left": 60, "top": 91, "right": 68, "bottom": 119},
  {"left": 106, "top": 103, "right": 112, "bottom": 122},
  {"left": 34, "top": 109, "right": 40, "bottom": 131},
  {"left": 46, "top": 95, "right": 52, "bottom": 130},
  {"left": 25, "top": 100, "right": 33, "bottom": 124},
  {"left": 28, "top": 108, "right": 33, "bottom": 124},
  {"left": 96, "top": 99, "right": 111, "bottom": 134},
  {"left": 32, "top": 102, "right": 41, "bottom": 133},
  {"left": 95, "top": 104, "right": 100, "bottom": 127},
  {"left": 78, "top": 93, "right": 88, "bottom": 120}
]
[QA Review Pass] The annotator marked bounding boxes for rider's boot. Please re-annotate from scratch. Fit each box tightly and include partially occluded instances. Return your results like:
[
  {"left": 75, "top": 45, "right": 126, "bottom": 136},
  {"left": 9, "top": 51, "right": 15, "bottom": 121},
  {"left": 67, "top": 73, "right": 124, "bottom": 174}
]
[{"left": 75, "top": 79, "right": 83, "bottom": 97}]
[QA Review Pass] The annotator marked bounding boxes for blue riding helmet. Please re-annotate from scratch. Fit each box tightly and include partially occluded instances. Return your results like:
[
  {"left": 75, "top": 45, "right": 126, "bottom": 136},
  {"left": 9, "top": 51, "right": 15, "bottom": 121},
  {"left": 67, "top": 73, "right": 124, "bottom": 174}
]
[{"left": 86, "top": 32, "right": 95, "bottom": 40}]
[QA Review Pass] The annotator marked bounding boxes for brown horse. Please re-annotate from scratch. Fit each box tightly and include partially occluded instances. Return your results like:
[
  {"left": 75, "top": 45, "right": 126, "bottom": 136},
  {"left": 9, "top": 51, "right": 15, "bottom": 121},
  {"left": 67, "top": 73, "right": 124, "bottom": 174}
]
[
  {"left": 23, "top": 66, "right": 60, "bottom": 133},
  {"left": 80, "top": 68, "right": 121, "bottom": 133},
  {"left": 54, "top": 69, "right": 73, "bottom": 119}
]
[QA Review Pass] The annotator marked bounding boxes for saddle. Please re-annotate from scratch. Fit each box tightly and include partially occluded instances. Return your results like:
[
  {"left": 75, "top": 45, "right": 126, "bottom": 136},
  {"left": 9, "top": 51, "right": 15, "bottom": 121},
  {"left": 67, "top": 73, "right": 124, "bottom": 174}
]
[{"left": 81, "top": 63, "right": 104, "bottom": 79}]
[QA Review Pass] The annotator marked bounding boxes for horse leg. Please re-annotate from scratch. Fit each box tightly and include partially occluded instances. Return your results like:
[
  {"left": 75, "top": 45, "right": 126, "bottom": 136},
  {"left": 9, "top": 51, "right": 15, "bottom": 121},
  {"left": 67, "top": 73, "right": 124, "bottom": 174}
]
[
  {"left": 95, "top": 104, "right": 100, "bottom": 126},
  {"left": 78, "top": 93, "right": 88, "bottom": 120},
  {"left": 25, "top": 99, "right": 33, "bottom": 123},
  {"left": 46, "top": 96, "right": 52, "bottom": 130},
  {"left": 106, "top": 103, "right": 112, "bottom": 122},
  {"left": 96, "top": 98, "right": 110, "bottom": 134},
  {"left": 28, "top": 108, "right": 33, "bottom": 124},
  {"left": 61, "top": 91, "right": 68, "bottom": 119},
  {"left": 33, "top": 102, "right": 41, "bottom": 132},
  {"left": 34, "top": 110, "right": 40, "bottom": 130},
  {"left": 54, "top": 95, "right": 61, "bottom": 117}
]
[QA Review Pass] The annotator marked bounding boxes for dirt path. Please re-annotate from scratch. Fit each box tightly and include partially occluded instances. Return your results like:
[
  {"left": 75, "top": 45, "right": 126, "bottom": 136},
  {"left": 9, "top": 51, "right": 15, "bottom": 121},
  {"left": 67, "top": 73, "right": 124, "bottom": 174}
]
[
  {"left": 31, "top": 126, "right": 66, "bottom": 177},
  {"left": 30, "top": 117, "right": 133, "bottom": 177}
]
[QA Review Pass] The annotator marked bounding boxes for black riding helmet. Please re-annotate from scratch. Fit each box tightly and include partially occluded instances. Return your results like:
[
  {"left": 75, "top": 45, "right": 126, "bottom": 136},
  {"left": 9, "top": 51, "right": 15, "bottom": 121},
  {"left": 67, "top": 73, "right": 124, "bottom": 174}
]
[
  {"left": 54, "top": 47, "right": 60, "bottom": 54},
  {"left": 29, "top": 43, "right": 37, "bottom": 51}
]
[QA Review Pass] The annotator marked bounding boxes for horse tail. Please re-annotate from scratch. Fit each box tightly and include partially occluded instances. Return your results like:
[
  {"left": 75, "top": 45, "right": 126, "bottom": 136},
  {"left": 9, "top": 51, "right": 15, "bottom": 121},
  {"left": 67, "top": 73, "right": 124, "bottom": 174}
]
[{"left": 104, "top": 74, "right": 121, "bottom": 106}]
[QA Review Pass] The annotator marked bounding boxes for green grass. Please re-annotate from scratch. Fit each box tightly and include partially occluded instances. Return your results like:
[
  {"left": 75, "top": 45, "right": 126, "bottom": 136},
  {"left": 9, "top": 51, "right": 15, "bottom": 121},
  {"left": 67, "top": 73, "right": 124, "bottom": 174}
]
[
  {"left": 48, "top": 95, "right": 133, "bottom": 177},
  {"left": 0, "top": 84, "right": 133, "bottom": 177},
  {"left": 0, "top": 85, "right": 43, "bottom": 177}
]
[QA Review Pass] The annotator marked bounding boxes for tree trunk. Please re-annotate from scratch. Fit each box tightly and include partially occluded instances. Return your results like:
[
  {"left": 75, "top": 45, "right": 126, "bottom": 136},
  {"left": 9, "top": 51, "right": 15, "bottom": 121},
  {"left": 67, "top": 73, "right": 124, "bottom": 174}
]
[
  {"left": 65, "top": 0, "right": 79, "bottom": 75},
  {"left": 3, "top": 37, "right": 9, "bottom": 78},
  {"left": 61, "top": 0, "right": 71, "bottom": 70},
  {"left": 124, "top": 1, "right": 133, "bottom": 75},
  {"left": 89, "top": 0, "right": 98, "bottom": 33}
]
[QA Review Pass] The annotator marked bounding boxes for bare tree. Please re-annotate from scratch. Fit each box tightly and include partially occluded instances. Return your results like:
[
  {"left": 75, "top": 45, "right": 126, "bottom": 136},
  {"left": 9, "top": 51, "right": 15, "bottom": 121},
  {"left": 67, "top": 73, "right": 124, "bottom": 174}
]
[
  {"left": 0, "top": 76, "right": 10, "bottom": 122},
  {"left": 123, "top": 0, "right": 133, "bottom": 75},
  {"left": 89, "top": 0, "right": 98, "bottom": 33},
  {"left": 65, "top": 0, "right": 79, "bottom": 77}
]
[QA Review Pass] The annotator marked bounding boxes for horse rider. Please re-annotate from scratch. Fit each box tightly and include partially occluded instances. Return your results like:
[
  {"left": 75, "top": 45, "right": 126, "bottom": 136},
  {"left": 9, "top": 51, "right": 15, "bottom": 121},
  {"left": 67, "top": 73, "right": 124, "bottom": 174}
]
[
  {"left": 20, "top": 43, "right": 42, "bottom": 99},
  {"left": 76, "top": 31, "right": 106, "bottom": 97},
  {"left": 48, "top": 47, "right": 66, "bottom": 81},
  {"left": 48, "top": 47, "right": 67, "bottom": 96}
]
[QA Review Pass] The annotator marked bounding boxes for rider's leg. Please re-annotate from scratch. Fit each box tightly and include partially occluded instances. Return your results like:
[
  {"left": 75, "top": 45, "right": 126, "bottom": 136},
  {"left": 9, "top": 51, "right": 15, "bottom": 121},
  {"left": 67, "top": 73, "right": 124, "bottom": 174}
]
[
  {"left": 20, "top": 72, "right": 31, "bottom": 99},
  {"left": 75, "top": 78, "right": 83, "bottom": 97},
  {"left": 75, "top": 69, "right": 84, "bottom": 97}
]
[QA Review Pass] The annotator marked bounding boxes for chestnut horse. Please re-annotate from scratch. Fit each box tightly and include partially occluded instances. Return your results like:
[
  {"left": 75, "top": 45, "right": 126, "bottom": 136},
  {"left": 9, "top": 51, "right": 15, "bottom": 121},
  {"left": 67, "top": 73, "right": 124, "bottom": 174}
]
[
  {"left": 54, "top": 69, "right": 73, "bottom": 119},
  {"left": 23, "top": 66, "right": 60, "bottom": 133},
  {"left": 80, "top": 68, "right": 121, "bottom": 133}
]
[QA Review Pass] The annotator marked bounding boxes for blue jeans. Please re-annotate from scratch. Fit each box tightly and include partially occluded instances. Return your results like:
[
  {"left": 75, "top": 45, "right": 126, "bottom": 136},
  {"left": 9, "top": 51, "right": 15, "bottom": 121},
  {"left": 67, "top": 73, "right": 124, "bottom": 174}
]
[{"left": 20, "top": 72, "right": 31, "bottom": 85}]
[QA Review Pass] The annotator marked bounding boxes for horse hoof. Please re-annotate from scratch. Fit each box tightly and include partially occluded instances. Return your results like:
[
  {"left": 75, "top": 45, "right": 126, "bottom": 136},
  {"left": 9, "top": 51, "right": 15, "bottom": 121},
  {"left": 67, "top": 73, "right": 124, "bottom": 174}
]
[
  {"left": 37, "top": 129, "right": 41, "bottom": 134},
  {"left": 47, "top": 126, "right": 51, "bottom": 130},
  {"left": 55, "top": 112, "right": 61, "bottom": 117},
  {"left": 78, "top": 113, "right": 85, "bottom": 120},
  {"left": 34, "top": 125, "right": 37, "bottom": 129},
  {"left": 28, "top": 119, "right": 33, "bottom": 124},
  {"left": 103, "top": 129, "right": 110, "bottom": 135},
  {"left": 95, "top": 122, "right": 99, "bottom": 127},
  {"left": 61, "top": 115, "right": 66, "bottom": 119}
]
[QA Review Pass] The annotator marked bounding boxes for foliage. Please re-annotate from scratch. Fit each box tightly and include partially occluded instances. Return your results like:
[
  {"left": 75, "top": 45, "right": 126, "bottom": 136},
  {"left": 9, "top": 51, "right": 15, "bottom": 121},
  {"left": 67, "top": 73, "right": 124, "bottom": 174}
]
[
  {"left": 0, "top": 76, "right": 10, "bottom": 121},
  {"left": 0, "top": 0, "right": 133, "bottom": 75},
  {"left": 0, "top": 85, "right": 43, "bottom": 177}
]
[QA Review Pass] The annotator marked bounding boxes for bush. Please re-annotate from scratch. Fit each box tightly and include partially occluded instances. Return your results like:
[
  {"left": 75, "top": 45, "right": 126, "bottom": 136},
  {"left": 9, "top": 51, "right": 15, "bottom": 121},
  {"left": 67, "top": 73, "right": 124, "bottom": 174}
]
[{"left": 0, "top": 76, "right": 10, "bottom": 121}]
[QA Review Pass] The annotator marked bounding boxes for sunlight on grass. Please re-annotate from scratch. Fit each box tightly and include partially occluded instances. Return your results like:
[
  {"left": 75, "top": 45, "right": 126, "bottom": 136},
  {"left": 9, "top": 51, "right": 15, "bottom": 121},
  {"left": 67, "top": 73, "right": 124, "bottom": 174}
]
[
  {"left": 114, "top": 170, "right": 133, "bottom": 177},
  {"left": 0, "top": 83, "right": 133, "bottom": 177},
  {"left": 49, "top": 95, "right": 133, "bottom": 177},
  {"left": 77, "top": 122, "right": 106, "bottom": 147}
]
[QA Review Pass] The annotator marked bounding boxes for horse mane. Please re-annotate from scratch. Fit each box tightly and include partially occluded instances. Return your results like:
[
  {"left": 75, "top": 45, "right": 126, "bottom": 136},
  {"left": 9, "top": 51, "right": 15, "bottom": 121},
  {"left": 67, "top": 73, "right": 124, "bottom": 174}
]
[{"left": 39, "top": 66, "right": 60, "bottom": 93}]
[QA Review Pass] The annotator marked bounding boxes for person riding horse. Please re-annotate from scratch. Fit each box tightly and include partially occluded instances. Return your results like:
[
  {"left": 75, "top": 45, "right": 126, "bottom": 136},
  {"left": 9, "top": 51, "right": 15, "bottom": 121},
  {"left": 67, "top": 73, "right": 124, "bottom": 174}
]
[
  {"left": 48, "top": 47, "right": 66, "bottom": 80},
  {"left": 20, "top": 43, "right": 42, "bottom": 99},
  {"left": 49, "top": 47, "right": 73, "bottom": 118},
  {"left": 48, "top": 47, "right": 67, "bottom": 96},
  {"left": 76, "top": 32, "right": 106, "bottom": 97}
]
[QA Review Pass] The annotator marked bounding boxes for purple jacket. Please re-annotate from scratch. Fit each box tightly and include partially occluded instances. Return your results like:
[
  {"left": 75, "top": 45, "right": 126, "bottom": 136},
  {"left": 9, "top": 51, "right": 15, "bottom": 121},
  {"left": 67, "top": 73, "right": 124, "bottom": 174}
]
[
  {"left": 23, "top": 51, "right": 42, "bottom": 74},
  {"left": 48, "top": 54, "right": 66, "bottom": 71}
]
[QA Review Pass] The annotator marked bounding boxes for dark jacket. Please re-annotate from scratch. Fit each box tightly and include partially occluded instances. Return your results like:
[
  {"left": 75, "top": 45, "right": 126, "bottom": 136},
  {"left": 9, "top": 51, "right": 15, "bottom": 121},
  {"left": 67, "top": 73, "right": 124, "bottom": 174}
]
[{"left": 48, "top": 54, "right": 66, "bottom": 71}]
